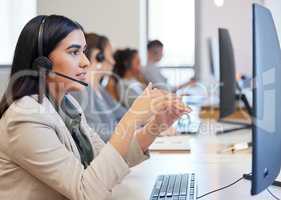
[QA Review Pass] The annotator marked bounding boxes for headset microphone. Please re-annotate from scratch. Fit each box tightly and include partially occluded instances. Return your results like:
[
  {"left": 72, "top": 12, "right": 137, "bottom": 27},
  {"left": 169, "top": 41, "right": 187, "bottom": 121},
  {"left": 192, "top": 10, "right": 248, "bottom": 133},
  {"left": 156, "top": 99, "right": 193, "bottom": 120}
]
[
  {"left": 96, "top": 63, "right": 102, "bottom": 70},
  {"left": 53, "top": 71, "right": 88, "bottom": 86},
  {"left": 33, "top": 56, "right": 88, "bottom": 87}
]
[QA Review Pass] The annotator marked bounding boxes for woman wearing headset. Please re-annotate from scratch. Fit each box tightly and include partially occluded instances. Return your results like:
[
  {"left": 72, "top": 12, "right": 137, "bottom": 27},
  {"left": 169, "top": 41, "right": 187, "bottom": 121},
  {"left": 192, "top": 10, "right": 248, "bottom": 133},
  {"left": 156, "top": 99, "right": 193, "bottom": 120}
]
[
  {"left": 71, "top": 33, "right": 127, "bottom": 142},
  {"left": 0, "top": 15, "right": 190, "bottom": 200},
  {"left": 111, "top": 48, "right": 145, "bottom": 108}
]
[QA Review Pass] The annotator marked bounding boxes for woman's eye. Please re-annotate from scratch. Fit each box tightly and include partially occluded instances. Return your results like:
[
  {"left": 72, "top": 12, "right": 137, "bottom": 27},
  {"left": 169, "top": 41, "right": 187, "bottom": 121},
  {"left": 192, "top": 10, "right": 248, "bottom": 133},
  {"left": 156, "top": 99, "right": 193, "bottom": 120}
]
[{"left": 70, "top": 50, "right": 80, "bottom": 56}]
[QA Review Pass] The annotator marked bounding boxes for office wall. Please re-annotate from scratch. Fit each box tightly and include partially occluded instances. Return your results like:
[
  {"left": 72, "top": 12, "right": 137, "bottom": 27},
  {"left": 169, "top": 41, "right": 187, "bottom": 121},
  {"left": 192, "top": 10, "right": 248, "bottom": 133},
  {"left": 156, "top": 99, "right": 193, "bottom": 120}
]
[
  {"left": 37, "top": 0, "right": 146, "bottom": 51},
  {"left": 264, "top": 0, "right": 281, "bottom": 45},
  {"left": 195, "top": 0, "right": 264, "bottom": 83},
  {"left": 38, "top": 0, "right": 265, "bottom": 84}
]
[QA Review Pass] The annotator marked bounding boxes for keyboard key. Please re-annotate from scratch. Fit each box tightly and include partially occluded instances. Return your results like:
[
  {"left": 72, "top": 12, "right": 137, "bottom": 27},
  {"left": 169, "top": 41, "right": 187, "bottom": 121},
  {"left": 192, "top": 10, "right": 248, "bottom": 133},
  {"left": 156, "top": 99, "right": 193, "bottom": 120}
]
[
  {"left": 180, "top": 174, "right": 189, "bottom": 196},
  {"left": 166, "top": 175, "right": 176, "bottom": 196},
  {"left": 151, "top": 176, "right": 164, "bottom": 197},
  {"left": 152, "top": 182, "right": 162, "bottom": 197},
  {"left": 173, "top": 175, "right": 182, "bottom": 196},
  {"left": 179, "top": 196, "right": 186, "bottom": 200},
  {"left": 159, "top": 176, "right": 170, "bottom": 197},
  {"left": 173, "top": 196, "right": 179, "bottom": 200}
]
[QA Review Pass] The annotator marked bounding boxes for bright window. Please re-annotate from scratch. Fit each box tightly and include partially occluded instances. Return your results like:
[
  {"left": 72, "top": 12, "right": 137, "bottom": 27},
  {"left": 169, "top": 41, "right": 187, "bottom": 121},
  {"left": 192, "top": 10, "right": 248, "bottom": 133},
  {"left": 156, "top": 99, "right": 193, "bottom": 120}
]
[
  {"left": 148, "top": 0, "right": 195, "bottom": 67},
  {"left": 0, "top": 0, "right": 37, "bottom": 65}
]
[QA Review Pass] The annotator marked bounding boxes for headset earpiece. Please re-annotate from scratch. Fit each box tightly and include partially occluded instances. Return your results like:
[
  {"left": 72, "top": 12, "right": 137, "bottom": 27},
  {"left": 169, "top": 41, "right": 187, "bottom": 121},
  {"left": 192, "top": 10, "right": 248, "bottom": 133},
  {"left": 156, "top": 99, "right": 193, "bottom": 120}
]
[
  {"left": 124, "top": 61, "right": 131, "bottom": 69},
  {"left": 33, "top": 56, "right": 53, "bottom": 71},
  {"left": 96, "top": 51, "right": 105, "bottom": 63},
  {"left": 96, "top": 63, "right": 102, "bottom": 70}
]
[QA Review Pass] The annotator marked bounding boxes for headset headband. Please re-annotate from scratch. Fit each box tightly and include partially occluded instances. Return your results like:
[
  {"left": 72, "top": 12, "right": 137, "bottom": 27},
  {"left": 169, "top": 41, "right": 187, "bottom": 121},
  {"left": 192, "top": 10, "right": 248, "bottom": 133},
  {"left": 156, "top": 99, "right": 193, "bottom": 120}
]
[{"left": 38, "top": 17, "right": 47, "bottom": 56}]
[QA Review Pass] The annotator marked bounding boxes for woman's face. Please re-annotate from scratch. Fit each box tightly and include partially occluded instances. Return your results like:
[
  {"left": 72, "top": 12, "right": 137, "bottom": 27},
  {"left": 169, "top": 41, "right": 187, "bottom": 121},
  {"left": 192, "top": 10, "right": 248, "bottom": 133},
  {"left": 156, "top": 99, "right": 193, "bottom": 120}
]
[
  {"left": 48, "top": 29, "right": 90, "bottom": 92},
  {"left": 130, "top": 53, "right": 141, "bottom": 76}
]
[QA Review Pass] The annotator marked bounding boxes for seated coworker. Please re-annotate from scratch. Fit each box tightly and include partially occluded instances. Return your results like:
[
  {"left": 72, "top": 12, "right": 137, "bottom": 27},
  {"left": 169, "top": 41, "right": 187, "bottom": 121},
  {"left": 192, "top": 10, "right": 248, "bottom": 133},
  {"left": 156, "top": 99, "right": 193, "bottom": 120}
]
[
  {"left": 71, "top": 33, "right": 127, "bottom": 142},
  {"left": 0, "top": 15, "right": 190, "bottom": 200},
  {"left": 142, "top": 40, "right": 196, "bottom": 92},
  {"left": 112, "top": 48, "right": 145, "bottom": 108}
]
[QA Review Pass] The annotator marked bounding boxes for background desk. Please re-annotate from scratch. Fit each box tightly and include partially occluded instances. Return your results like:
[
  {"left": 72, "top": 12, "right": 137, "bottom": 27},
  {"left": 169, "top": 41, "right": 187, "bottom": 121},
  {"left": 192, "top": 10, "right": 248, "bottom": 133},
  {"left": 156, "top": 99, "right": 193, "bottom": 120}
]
[{"left": 112, "top": 120, "right": 281, "bottom": 200}]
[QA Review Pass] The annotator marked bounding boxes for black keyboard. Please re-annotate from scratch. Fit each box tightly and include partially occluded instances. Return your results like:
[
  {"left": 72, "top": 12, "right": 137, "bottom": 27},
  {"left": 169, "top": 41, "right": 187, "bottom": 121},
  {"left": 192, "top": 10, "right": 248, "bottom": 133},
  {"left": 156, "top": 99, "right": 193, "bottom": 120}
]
[{"left": 150, "top": 173, "right": 197, "bottom": 200}]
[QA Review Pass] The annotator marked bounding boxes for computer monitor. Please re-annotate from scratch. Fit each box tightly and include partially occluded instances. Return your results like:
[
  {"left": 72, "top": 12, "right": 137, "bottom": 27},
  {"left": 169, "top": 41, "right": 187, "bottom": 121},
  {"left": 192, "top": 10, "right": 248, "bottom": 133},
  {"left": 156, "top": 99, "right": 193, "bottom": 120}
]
[
  {"left": 252, "top": 4, "right": 281, "bottom": 195},
  {"left": 217, "top": 28, "right": 252, "bottom": 135},
  {"left": 218, "top": 28, "right": 237, "bottom": 119},
  {"left": 208, "top": 37, "right": 220, "bottom": 82}
]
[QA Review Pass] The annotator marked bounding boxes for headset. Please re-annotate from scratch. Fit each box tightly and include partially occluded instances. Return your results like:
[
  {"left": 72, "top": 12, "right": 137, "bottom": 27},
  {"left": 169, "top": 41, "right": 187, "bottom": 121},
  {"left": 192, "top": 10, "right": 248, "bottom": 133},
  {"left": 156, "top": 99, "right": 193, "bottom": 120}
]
[
  {"left": 95, "top": 50, "right": 104, "bottom": 70},
  {"left": 93, "top": 36, "right": 105, "bottom": 70},
  {"left": 95, "top": 50, "right": 105, "bottom": 63},
  {"left": 32, "top": 16, "right": 88, "bottom": 103}
]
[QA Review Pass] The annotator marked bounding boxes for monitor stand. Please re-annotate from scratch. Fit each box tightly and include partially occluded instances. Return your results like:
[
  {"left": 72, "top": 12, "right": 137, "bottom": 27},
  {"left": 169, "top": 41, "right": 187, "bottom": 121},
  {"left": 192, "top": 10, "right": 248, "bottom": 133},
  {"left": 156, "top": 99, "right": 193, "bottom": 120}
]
[
  {"left": 216, "top": 120, "right": 252, "bottom": 134},
  {"left": 217, "top": 93, "right": 252, "bottom": 135},
  {"left": 243, "top": 174, "right": 281, "bottom": 187}
]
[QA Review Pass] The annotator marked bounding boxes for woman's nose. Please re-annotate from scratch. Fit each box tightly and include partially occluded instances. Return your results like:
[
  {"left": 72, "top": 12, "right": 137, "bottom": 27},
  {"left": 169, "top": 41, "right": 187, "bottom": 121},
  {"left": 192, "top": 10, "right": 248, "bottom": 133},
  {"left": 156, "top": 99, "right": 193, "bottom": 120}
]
[{"left": 80, "top": 53, "right": 90, "bottom": 68}]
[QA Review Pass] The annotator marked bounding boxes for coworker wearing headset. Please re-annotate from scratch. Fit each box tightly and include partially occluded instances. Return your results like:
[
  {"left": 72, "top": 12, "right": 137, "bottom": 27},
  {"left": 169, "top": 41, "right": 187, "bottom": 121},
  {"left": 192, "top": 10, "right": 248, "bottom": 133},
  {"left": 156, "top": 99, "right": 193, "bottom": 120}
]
[
  {"left": 71, "top": 33, "right": 128, "bottom": 142},
  {"left": 0, "top": 15, "right": 190, "bottom": 200},
  {"left": 111, "top": 48, "right": 145, "bottom": 108}
]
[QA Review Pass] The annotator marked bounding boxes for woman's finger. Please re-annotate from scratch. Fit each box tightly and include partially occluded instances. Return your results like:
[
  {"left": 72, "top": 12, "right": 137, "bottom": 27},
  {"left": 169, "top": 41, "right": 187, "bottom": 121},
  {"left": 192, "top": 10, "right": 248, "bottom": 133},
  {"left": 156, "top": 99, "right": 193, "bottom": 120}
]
[{"left": 143, "top": 82, "right": 153, "bottom": 95}]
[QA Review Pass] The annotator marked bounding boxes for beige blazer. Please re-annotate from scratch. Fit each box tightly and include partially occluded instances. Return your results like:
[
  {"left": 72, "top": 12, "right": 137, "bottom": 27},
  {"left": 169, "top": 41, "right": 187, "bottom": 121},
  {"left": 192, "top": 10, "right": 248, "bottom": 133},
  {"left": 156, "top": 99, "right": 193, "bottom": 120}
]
[{"left": 0, "top": 94, "right": 148, "bottom": 200}]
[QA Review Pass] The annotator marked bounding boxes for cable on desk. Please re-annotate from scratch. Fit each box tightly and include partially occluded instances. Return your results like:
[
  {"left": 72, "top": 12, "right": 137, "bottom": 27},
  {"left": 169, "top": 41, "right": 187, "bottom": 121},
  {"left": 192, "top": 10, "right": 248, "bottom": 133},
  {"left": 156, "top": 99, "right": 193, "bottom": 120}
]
[
  {"left": 267, "top": 188, "right": 280, "bottom": 200},
  {"left": 197, "top": 174, "right": 281, "bottom": 200},
  {"left": 196, "top": 176, "right": 245, "bottom": 199}
]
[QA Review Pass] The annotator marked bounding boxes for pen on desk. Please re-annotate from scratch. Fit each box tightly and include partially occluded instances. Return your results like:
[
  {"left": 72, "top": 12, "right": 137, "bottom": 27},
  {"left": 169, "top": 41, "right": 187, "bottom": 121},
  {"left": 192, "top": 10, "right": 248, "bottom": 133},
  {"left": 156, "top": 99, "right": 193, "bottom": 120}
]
[{"left": 218, "top": 142, "right": 252, "bottom": 153}]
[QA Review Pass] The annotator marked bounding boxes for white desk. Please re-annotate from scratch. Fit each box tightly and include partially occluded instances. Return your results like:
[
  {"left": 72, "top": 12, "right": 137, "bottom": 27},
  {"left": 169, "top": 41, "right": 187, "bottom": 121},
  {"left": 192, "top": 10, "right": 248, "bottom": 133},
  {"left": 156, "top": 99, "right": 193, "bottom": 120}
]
[{"left": 112, "top": 120, "right": 281, "bottom": 200}]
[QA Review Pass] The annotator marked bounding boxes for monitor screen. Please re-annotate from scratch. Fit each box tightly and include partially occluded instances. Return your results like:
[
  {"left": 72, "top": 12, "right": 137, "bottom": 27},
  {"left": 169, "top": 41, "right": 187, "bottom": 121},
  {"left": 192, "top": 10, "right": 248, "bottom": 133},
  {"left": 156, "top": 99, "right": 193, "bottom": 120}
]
[
  {"left": 252, "top": 4, "right": 281, "bottom": 195},
  {"left": 219, "top": 28, "right": 236, "bottom": 119}
]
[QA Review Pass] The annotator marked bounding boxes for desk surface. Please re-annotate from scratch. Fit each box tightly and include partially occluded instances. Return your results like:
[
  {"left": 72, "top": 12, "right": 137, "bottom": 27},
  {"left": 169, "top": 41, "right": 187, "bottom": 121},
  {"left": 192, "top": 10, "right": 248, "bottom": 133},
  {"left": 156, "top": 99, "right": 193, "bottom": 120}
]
[{"left": 112, "top": 120, "right": 281, "bottom": 200}]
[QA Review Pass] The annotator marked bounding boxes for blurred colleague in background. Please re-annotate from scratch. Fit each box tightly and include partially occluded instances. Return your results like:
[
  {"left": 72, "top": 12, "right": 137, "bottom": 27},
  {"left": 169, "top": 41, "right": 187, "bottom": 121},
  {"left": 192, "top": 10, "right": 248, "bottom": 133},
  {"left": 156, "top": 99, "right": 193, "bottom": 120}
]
[
  {"left": 109, "top": 48, "right": 145, "bottom": 108},
  {"left": 142, "top": 40, "right": 196, "bottom": 92}
]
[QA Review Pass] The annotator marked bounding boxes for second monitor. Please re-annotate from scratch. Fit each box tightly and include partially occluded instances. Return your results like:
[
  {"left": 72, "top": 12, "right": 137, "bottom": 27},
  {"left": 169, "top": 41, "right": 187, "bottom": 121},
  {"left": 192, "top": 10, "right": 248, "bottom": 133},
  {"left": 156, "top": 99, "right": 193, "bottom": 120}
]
[{"left": 217, "top": 28, "right": 252, "bottom": 134}]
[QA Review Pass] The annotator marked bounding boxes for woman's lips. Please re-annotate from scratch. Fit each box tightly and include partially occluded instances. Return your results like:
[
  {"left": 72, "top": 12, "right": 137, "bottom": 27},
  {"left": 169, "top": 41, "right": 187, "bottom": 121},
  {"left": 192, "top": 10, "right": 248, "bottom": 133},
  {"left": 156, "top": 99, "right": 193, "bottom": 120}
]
[{"left": 76, "top": 72, "right": 87, "bottom": 80}]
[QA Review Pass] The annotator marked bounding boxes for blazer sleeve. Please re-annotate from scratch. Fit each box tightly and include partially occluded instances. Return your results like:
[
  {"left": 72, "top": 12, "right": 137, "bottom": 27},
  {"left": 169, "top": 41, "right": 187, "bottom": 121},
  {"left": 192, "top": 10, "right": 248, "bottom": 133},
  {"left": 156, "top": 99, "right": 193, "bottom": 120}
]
[
  {"left": 5, "top": 120, "right": 130, "bottom": 200},
  {"left": 81, "top": 114, "right": 150, "bottom": 168}
]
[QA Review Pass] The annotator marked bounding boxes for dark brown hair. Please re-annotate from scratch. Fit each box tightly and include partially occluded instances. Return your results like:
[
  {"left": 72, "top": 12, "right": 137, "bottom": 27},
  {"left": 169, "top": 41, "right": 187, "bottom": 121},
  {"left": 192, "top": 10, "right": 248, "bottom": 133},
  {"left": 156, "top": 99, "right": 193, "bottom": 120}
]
[
  {"left": 147, "top": 40, "right": 163, "bottom": 50},
  {"left": 113, "top": 48, "right": 138, "bottom": 79}
]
